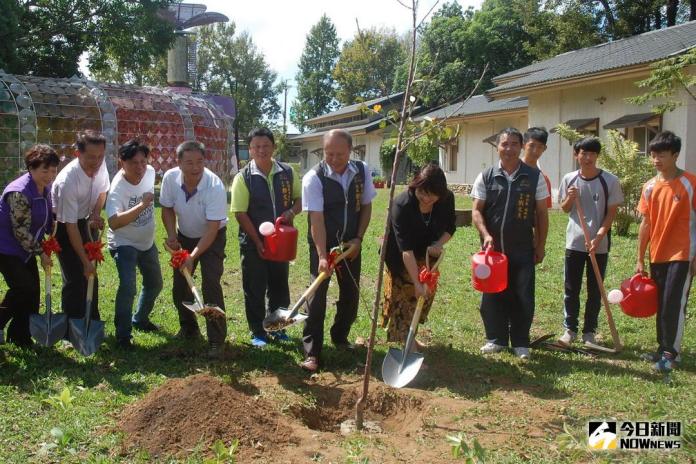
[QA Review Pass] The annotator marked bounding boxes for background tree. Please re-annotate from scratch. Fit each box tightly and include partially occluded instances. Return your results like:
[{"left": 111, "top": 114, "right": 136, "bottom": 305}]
[
  {"left": 1, "top": 0, "right": 175, "bottom": 78},
  {"left": 196, "top": 23, "right": 281, "bottom": 137},
  {"left": 627, "top": 47, "right": 696, "bottom": 114},
  {"left": 290, "top": 15, "right": 340, "bottom": 132},
  {"left": 333, "top": 28, "right": 406, "bottom": 105}
]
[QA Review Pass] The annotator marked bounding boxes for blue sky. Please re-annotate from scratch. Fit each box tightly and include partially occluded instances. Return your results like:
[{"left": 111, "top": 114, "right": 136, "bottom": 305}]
[{"left": 203, "top": 0, "right": 484, "bottom": 131}]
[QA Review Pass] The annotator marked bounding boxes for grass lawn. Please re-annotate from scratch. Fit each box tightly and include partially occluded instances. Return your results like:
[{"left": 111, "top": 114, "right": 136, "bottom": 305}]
[{"left": 0, "top": 187, "right": 694, "bottom": 463}]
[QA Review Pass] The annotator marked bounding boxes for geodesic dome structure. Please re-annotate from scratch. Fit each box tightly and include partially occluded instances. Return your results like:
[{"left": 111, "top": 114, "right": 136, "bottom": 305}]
[{"left": 0, "top": 72, "right": 236, "bottom": 186}]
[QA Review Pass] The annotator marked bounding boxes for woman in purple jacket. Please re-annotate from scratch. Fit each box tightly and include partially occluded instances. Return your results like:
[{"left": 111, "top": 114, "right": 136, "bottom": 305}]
[{"left": 0, "top": 145, "right": 60, "bottom": 346}]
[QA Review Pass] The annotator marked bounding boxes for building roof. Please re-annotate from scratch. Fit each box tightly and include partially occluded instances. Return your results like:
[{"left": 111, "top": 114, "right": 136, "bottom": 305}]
[
  {"left": 487, "top": 21, "right": 696, "bottom": 98},
  {"left": 417, "top": 95, "right": 528, "bottom": 120},
  {"left": 288, "top": 118, "right": 384, "bottom": 142},
  {"left": 303, "top": 92, "right": 404, "bottom": 125}
]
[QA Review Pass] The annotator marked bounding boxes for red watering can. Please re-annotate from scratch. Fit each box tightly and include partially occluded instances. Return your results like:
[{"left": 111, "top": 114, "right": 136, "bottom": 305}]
[
  {"left": 259, "top": 217, "right": 298, "bottom": 262},
  {"left": 617, "top": 274, "right": 658, "bottom": 318},
  {"left": 471, "top": 246, "right": 508, "bottom": 293}
]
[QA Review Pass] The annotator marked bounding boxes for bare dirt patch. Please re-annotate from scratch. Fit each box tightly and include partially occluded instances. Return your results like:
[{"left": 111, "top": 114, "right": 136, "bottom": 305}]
[
  {"left": 117, "top": 371, "right": 567, "bottom": 462},
  {"left": 118, "top": 374, "right": 297, "bottom": 459}
]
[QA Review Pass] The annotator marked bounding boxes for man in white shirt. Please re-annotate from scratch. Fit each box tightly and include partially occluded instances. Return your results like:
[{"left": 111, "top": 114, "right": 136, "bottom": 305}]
[
  {"left": 160, "top": 141, "right": 228, "bottom": 357},
  {"left": 52, "top": 130, "right": 110, "bottom": 323},
  {"left": 300, "top": 129, "right": 377, "bottom": 372},
  {"left": 106, "top": 140, "right": 163, "bottom": 350}
]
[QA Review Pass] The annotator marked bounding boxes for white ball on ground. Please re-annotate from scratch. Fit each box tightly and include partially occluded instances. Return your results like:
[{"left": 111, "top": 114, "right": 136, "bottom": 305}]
[
  {"left": 259, "top": 221, "right": 275, "bottom": 236},
  {"left": 607, "top": 289, "right": 624, "bottom": 304},
  {"left": 474, "top": 263, "right": 491, "bottom": 279}
]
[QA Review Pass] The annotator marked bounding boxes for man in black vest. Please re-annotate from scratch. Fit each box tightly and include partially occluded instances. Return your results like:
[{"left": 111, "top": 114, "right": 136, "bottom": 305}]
[
  {"left": 300, "top": 129, "right": 377, "bottom": 371},
  {"left": 230, "top": 127, "right": 302, "bottom": 347},
  {"left": 471, "top": 128, "right": 549, "bottom": 360}
]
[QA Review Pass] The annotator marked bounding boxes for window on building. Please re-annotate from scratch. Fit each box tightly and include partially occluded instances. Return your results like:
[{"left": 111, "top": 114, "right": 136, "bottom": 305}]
[
  {"left": 447, "top": 143, "right": 458, "bottom": 172},
  {"left": 603, "top": 113, "right": 661, "bottom": 154}
]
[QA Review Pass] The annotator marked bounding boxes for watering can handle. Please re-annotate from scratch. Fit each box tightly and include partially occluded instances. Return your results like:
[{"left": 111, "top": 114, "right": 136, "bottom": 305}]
[
  {"left": 629, "top": 273, "right": 643, "bottom": 291},
  {"left": 275, "top": 216, "right": 285, "bottom": 228}
]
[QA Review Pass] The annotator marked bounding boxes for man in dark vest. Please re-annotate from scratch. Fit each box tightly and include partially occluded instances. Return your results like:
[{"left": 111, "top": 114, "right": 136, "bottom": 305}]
[
  {"left": 230, "top": 127, "right": 301, "bottom": 347},
  {"left": 470, "top": 127, "right": 549, "bottom": 360},
  {"left": 300, "top": 129, "right": 377, "bottom": 371}
]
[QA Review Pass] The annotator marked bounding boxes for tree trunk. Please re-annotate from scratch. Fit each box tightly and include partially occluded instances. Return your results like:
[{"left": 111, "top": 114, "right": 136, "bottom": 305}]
[
  {"left": 597, "top": 0, "right": 616, "bottom": 34},
  {"left": 666, "top": 0, "right": 679, "bottom": 26},
  {"left": 654, "top": 8, "right": 662, "bottom": 29},
  {"left": 691, "top": 0, "right": 696, "bottom": 20}
]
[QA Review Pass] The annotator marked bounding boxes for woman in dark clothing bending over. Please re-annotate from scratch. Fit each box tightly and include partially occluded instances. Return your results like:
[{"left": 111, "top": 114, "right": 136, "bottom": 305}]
[
  {"left": 0, "top": 145, "right": 59, "bottom": 346},
  {"left": 381, "top": 163, "right": 456, "bottom": 345}
]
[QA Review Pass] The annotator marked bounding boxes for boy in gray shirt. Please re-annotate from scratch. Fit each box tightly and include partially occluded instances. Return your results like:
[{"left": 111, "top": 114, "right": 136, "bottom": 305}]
[{"left": 558, "top": 137, "right": 624, "bottom": 346}]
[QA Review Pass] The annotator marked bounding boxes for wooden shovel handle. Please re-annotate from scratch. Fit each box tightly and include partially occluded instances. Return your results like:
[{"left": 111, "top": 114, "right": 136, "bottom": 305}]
[{"left": 575, "top": 197, "right": 622, "bottom": 350}]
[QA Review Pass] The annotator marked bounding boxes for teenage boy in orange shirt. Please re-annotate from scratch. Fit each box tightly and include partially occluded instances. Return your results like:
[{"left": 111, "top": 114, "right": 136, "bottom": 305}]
[{"left": 637, "top": 131, "right": 696, "bottom": 373}]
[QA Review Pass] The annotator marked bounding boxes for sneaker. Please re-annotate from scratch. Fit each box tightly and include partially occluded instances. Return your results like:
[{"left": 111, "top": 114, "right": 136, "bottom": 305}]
[
  {"left": 513, "top": 347, "right": 530, "bottom": 359},
  {"left": 480, "top": 341, "right": 506, "bottom": 354},
  {"left": 333, "top": 341, "right": 355, "bottom": 351},
  {"left": 117, "top": 339, "right": 134, "bottom": 351},
  {"left": 558, "top": 329, "right": 577, "bottom": 346},
  {"left": 301, "top": 356, "right": 319, "bottom": 372},
  {"left": 581, "top": 332, "right": 596, "bottom": 345},
  {"left": 132, "top": 320, "right": 160, "bottom": 332},
  {"left": 208, "top": 342, "right": 224, "bottom": 359},
  {"left": 251, "top": 335, "right": 268, "bottom": 348},
  {"left": 655, "top": 353, "right": 674, "bottom": 373},
  {"left": 640, "top": 352, "right": 660, "bottom": 363},
  {"left": 270, "top": 330, "right": 290, "bottom": 342}
]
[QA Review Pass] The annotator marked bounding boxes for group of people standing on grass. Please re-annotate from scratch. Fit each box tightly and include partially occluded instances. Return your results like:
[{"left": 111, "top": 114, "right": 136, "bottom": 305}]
[{"left": 0, "top": 124, "right": 691, "bottom": 374}]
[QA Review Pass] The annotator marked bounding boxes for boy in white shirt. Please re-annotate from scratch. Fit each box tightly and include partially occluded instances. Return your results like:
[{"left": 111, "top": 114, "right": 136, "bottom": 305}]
[{"left": 106, "top": 140, "right": 162, "bottom": 350}]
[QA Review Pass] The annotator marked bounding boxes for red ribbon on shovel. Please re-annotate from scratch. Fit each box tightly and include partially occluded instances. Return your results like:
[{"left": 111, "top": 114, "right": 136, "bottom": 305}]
[
  {"left": 418, "top": 266, "right": 440, "bottom": 292},
  {"left": 84, "top": 241, "right": 104, "bottom": 264},
  {"left": 169, "top": 248, "right": 190, "bottom": 269},
  {"left": 41, "top": 236, "right": 61, "bottom": 256}
]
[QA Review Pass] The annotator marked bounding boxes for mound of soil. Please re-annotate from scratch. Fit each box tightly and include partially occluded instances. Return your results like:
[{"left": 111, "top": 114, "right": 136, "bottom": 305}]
[{"left": 119, "top": 374, "right": 297, "bottom": 459}]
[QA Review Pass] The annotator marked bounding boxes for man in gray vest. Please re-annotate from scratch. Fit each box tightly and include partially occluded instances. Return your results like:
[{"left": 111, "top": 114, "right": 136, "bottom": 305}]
[
  {"left": 230, "top": 127, "right": 302, "bottom": 348},
  {"left": 300, "top": 129, "right": 377, "bottom": 371},
  {"left": 471, "top": 127, "right": 549, "bottom": 360}
]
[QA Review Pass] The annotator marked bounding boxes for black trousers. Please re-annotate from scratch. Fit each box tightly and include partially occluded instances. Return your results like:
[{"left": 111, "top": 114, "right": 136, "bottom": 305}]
[
  {"left": 303, "top": 245, "right": 361, "bottom": 358},
  {"left": 172, "top": 228, "right": 227, "bottom": 344},
  {"left": 651, "top": 261, "right": 691, "bottom": 360},
  {"left": 563, "top": 249, "right": 608, "bottom": 334},
  {"left": 479, "top": 250, "right": 535, "bottom": 348},
  {"left": 240, "top": 244, "right": 290, "bottom": 337},
  {"left": 0, "top": 252, "right": 39, "bottom": 346},
  {"left": 56, "top": 220, "right": 100, "bottom": 321}
]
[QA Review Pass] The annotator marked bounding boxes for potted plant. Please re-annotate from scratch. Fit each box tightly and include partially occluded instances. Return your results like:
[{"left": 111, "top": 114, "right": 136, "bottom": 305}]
[{"left": 373, "top": 176, "right": 386, "bottom": 188}]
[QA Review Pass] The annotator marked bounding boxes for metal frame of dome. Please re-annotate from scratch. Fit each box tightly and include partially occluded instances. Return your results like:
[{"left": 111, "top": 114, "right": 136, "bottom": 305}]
[{"left": 0, "top": 71, "right": 236, "bottom": 185}]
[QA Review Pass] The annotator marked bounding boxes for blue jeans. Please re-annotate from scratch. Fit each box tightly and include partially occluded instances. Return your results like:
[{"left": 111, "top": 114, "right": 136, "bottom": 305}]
[
  {"left": 479, "top": 250, "right": 536, "bottom": 347},
  {"left": 110, "top": 244, "right": 163, "bottom": 342}
]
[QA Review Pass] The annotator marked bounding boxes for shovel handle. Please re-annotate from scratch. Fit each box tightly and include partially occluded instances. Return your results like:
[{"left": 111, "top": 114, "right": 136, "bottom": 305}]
[
  {"left": 575, "top": 197, "right": 622, "bottom": 350},
  {"left": 163, "top": 243, "right": 206, "bottom": 310}
]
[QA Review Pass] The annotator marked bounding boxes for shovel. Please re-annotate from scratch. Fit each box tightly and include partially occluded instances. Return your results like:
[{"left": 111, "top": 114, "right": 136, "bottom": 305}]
[
  {"left": 68, "top": 225, "right": 105, "bottom": 357},
  {"left": 164, "top": 244, "right": 225, "bottom": 320},
  {"left": 382, "top": 250, "right": 445, "bottom": 388},
  {"left": 262, "top": 243, "right": 358, "bottom": 332},
  {"left": 30, "top": 224, "right": 67, "bottom": 347},
  {"left": 573, "top": 196, "right": 622, "bottom": 354},
  {"left": 30, "top": 261, "right": 67, "bottom": 347}
]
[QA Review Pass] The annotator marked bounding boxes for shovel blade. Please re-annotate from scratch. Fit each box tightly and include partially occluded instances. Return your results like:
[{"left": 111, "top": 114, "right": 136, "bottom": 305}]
[
  {"left": 584, "top": 340, "right": 620, "bottom": 354},
  {"left": 68, "top": 318, "right": 105, "bottom": 356},
  {"left": 184, "top": 301, "right": 225, "bottom": 320},
  {"left": 382, "top": 347, "right": 424, "bottom": 388},
  {"left": 30, "top": 312, "right": 68, "bottom": 347},
  {"left": 262, "top": 308, "right": 308, "bottom": 332}
]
